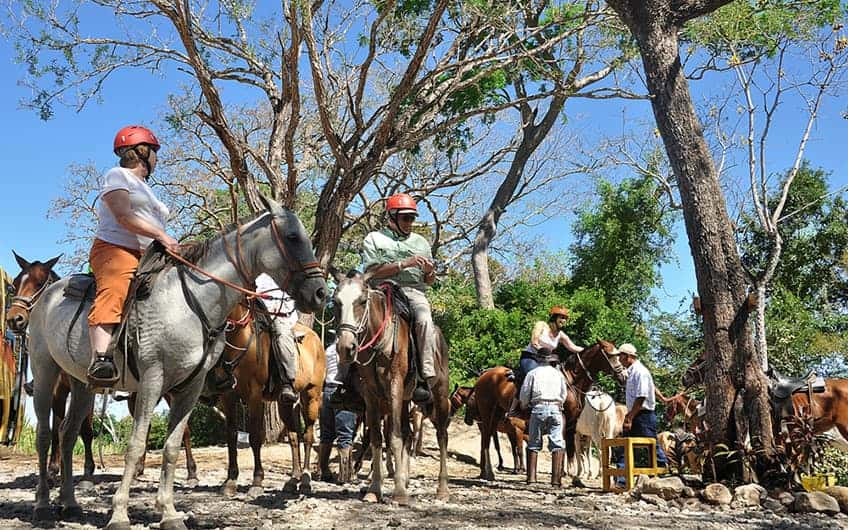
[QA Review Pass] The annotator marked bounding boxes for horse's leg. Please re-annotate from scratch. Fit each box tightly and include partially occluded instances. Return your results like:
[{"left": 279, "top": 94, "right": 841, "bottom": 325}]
[
  {"left": 57, "top": 379, "right": 95, "bottom": 520},
  {"left": 32, "top": 356, "right": 61, "bottom": 523},
  {"left": 220, "top": 391, "right": 240, "bottom": 497},
  {"left": 383, "top": 418, "right": 394, "bottom": 477},
  {"left": 247, "top": 391, "right": 266, "bottom": 497},
  {"left": 363, "top": 394, "right": 383, "bottom": 503},
  {"left": 79, "top": 405, "right": 96, "bottom": 490},
  {"left": 493, "top": 430, "right": 505, "bottom": 471},
  {"left": 433, "top": 392, "right": 450, "bottom": 501},
  {"left": 280, "top": 400, "right": 302, "bottom": 493},
  {"left": 388, "top": 381, "right": 409, "bottom": 504},
  {"left": 164, "top": 394, "right": 198, "bottom": 487},
  {"left": 298, "top": 388, "right": 321, "bottom": 494},
  {"left": 480, "top": 409, "right": 497, "bottom": 481},
  {"left": 125, "top": 393, "right": 146, "bottom": 478},
  {"left": 154, "top": 384, "right": 202, "bottom": 530},
  {"left": 105, "top": 379, "right": 162, "bottom": 530},
  {"left": 48, "top": 381, "right": 68, "bottom": 485}
]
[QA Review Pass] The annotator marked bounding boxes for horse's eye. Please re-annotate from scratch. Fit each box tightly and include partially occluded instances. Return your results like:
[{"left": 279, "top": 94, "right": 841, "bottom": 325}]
[{"left": 286, "top": 232, "right": 298, "bottom": 242}]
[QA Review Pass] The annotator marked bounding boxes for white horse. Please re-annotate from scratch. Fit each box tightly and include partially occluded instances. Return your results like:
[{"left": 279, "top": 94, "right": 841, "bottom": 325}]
[
  {"left": 573, "top": 390, "right": 626, "bottom": 480},
  {"left": 26, "top": 196, "right": 325, "bottom": 530}
]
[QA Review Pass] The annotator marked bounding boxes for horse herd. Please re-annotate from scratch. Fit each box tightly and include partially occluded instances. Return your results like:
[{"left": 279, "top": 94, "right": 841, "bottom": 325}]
[{"left": 3, "top": 199, "right": 848, "bottom": 530}]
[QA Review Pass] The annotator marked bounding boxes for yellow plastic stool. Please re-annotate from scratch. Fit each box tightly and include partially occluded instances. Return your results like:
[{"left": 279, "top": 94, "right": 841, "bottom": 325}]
[{"left": 601, "top": 437, "right": 665, "bottom": 492}]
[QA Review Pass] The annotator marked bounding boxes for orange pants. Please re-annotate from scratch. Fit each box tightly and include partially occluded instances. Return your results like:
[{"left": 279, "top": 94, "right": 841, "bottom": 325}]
[{"left": 88, "top": 239, "right": 141, "bottom": 327}]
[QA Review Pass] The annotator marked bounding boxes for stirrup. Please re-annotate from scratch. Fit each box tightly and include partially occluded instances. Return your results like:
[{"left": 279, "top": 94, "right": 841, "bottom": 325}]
[{"left": 87, "top": 355, "right": 119, "bottom": 387}]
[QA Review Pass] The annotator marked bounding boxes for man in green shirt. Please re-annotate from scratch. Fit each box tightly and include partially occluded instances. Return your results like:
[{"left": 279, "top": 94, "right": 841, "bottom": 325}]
[{"left": 360, "top": 193, "right": 437, "bottom": 402}]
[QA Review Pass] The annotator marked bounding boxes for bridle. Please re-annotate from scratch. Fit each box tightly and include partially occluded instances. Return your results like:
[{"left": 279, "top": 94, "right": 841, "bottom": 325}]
[
  {"left": 10, "top": 272, "right": 56, "bottom": 316},
  {"left": 337, "top": 283, "right": 393, "bottom": 366},
  {"left": 570, "top": 343, "right": 625, "bottom": 385}
]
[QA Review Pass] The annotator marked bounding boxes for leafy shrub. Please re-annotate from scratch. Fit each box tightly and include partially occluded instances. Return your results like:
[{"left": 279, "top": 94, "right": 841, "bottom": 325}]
[{"left": 816, "top": 446, "right": 848, "bottom": 486}]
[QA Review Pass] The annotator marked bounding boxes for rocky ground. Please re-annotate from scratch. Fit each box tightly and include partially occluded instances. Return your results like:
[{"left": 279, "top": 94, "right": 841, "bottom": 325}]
[{"left": 1, "top": 419, "right": 845, "bottom": 530}]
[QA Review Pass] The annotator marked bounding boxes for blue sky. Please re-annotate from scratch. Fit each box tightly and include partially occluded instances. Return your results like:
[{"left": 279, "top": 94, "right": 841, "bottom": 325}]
[{"left": 0, "top": 12, "right": 846, "bottom": 319}]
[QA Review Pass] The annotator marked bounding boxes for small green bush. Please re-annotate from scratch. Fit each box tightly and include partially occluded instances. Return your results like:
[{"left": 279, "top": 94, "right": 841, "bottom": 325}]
[{"left": 816, "top": 446, "right": 848, "bottom": 486}]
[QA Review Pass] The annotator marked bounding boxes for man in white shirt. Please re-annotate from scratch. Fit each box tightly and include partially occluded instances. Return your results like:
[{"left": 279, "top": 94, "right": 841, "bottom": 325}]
[
  {"left": 255, "top": 273, "right": 299, "bottom": 402},
  {"left": 618, "top": 343, "right": 668, "bottom": 469},
  {"left": 519, "top": 350, "right": 568, "bottom": 487}
]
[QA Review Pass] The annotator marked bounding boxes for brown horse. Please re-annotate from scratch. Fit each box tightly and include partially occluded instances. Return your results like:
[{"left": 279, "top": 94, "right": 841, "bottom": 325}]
[
  {"left": 7, "top": 252, "right": 197, "bottom": 486},
  {"left": 683, "top": 353, "right": 848, "bottom": 450},
  {"left": 333, "top": 271, "right": 450, "bottom": 503},
  {"left": 662, "top": 391, "right": 702, "bottom": 435},
  {"left": 459, "top": 368, "right": 526, "bottom": 480},
  {"left": 210, "top": 299, "right": 325, "bottom": 497}
]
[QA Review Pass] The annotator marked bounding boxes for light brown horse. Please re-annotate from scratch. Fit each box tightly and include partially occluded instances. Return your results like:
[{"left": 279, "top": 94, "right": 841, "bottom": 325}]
[
  {"left": 210, "top": 299, "right": 325, "bottom": 497},
  {"left": 333, "top": 271, "right": 450, "bottom": 504},
  {"left": 460, "top": 368, "right": 527, "bottom": 480},
  {"left": 683, "top": 353, "right": 848, "bottom": 450},
  {"left": 7, "top": 252, "right": 198, "bottom": 486}
]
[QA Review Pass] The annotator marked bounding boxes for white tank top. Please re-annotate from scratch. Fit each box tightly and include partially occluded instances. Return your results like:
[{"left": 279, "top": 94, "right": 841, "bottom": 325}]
[{"left": 525, "top": 327, "right": 561, "bottom": 353}]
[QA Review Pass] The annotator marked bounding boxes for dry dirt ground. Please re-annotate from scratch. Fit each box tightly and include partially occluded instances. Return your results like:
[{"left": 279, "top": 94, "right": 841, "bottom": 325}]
[{"left": 0, "top": 419, "right": 844, "bottom": 530}]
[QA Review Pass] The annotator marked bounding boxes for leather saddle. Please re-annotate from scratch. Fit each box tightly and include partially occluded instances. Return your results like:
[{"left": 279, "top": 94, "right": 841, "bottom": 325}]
[{"left": 768, "top": 367, "right": 826, "bottom": 400}]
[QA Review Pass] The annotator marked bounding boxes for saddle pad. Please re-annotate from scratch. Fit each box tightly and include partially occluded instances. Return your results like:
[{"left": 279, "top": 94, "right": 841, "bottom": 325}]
[{"left": 63, "top": 274, "right": 95, "bottom": 301}]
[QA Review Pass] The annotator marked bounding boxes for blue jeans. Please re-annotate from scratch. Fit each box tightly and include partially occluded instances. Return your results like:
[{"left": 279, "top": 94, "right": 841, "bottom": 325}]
[
  {"left": 320, "top": 385, "right": 356, "bottom": 448},
  {"left": 527, "top": 403, "right": 564, "bottom": 452},
  {"left": 519, "top": 355, "right": 540, "bottom": 378},
  {"left": 617, "top": 410, "right": 668, "bottom": 467}
]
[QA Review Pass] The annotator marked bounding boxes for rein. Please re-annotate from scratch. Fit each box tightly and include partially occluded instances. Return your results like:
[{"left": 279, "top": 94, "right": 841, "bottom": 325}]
[{"left": 338, "top": 285, "right": 393, "bottom": 367}]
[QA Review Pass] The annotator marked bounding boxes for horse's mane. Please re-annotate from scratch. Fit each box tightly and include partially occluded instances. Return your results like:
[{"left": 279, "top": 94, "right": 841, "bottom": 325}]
[{"left": 178, "top": 211, "right": 269, "bottom": 265}]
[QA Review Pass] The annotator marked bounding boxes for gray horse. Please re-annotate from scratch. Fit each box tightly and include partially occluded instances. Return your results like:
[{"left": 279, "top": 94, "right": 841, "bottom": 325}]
[{"left": 26, "top": 196, "right": 325, "bottom": 530}]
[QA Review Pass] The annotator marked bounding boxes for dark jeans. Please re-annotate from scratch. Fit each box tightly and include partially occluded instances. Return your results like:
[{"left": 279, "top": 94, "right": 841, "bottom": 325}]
[
  {"left": 519, "top": 355, "right": 540, "bottom": 378},
  {"left": 616, "top": 410, "right": 668, "bottom": 468},
  {"left": 320, "top": 385, "right": 356, "bottom": 448}
]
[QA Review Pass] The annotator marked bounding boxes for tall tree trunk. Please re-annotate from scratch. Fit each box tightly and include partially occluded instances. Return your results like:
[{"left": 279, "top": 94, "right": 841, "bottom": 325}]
[{"left": 608, "top": 0, "right": 773, "bottom": 479}]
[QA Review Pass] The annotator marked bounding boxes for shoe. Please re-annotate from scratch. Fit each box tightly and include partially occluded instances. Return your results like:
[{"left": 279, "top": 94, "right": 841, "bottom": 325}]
[
  {"left": 87, "top": 353, "right": 118, "bottom": 387},
  {"left": 526, "top": 449, "right": 538, "bottom": 484},
  {"left": 412, "top": 380, "right": 431, "bottom": 403},
  {"left": 551, "top": 450, "right": 564, "bottom": 487},
  {"left": 280, "top": 382, "right": 297, "bottom": 403}
]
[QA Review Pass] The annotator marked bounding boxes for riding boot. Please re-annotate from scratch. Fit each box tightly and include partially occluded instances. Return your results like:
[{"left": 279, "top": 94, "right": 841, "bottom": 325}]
[
  {"left": 526, "top": 449, "right": 538, "bottom": 484},
  {"left": 318, "top": 443, "right": 334, "bottom": 482},
  {"left": 337, "top": 446, "right": 353, "bottom": 485},
  {"left": 551, "top": 450, "right": 564, "bottom": 487},
  {"left": 412, "top": 376, "right": 435, "bottom": 403},
  {"left": 87, "top": 351, "right": 118, "bottom": 387},
  {"left": 279, "top": 379, "right": 297, "bottom": 403}
]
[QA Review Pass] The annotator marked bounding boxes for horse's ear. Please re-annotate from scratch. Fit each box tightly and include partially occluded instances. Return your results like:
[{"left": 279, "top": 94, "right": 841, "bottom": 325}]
[
  {"left": 12, "top": 250, "right": 29, "bottom": 270},
  {"left": 258, "top": 193, "right": 284, "bottom": 216},
  {"left": 44, "top": 254, "right": 62, "bottom": 271}
]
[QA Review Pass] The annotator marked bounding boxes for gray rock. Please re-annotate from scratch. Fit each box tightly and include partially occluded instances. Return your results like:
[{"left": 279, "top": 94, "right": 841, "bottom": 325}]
[
  {"left": 793, "top": 491, "right": 841, "bottom": 516},
  {"left": 641, "top": 476, "right": 686, "bottom": 500},
  {"left": 681, "top": 486, "right": 696, "bottom": 498},
  {"left": 640, "top": 493, "right": 669, "bottom": 509},
  {"left": 825, "top": 485, "right": 848, "bottom": 514},
  {"left": 701, "top": 483, "right": 732, "bottom": 505},
  {"left": 762, "top": 498, "right": 786, "bottom": 513},
  {"left": 778, "top": 491, "right": 796, "bottom": 506},
  {"left": 733, "top": 483, "right": 767, "bottom": 507}
]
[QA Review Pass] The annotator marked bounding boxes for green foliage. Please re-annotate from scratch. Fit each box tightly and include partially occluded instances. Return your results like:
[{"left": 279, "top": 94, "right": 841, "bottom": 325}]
[
  {"left": 569, "top": 175, "right": 676, "bottom": 322},
  {"left": 188, "top": 403, "right": 227, "bottom": 447},
  {"left": 685, "top": 0, "right": 842, "bottom": 60},
  {"left": 816, "top": 447, "right": 848, "bottom": 486}
]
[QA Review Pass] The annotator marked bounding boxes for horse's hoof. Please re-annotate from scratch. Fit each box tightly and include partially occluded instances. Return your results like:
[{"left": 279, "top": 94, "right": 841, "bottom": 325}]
[
  {"left": 221, "top": 481, "right": 237, "bottom": 497},
  {"left": 60, "top": 505, "right": 84, "bottom": 521},
  {"left": 391, "top": 495, "right": 410, "bottom": 506},
  {"left": 160, "top": 518, "right": 189, "bottom": 530},
  {"left": 299, "top": 475, "right": 312, "bottom": 495},
  {"left": 247, "top": 485, "right": 264, "bottom": 498},
  {"left": 32, "top": 506, "right": 55, "bottom": 527},
  {"left": 362, "top": 492, "right": 380, "bottom": 503},
  {"left": 185, "top": 478, "right": 199, "bottom": 489},
  {"left": 104, "top": 522, "right": 132, "bottom": 530},
  {"left": 283, "top": 478, "right": 299, "bottom": 493}
]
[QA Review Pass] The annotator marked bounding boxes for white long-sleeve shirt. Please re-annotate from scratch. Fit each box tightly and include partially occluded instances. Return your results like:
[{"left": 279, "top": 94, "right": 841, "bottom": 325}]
[{"left": 519, "top": 365, "right": 567, "bottom": 408}]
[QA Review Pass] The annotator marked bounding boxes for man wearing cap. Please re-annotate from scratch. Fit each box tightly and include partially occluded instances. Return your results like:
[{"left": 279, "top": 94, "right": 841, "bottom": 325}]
[
  {"left": 618, "top": 343, "right": 668, "bottom": 469},
  {"left": 519, "top": 348, "right": 568, "bottom": 487}
]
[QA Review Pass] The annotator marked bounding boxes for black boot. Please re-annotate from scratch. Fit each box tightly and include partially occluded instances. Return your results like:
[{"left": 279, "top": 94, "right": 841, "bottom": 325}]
[
  {"left": 412, "top": 379, "right": 432, "bottom": 403},
  {"left": 551, "top": 450, "right": 564, "bottom": 487},
  {"left": 280, "top": 380, "right": 297, "bottom": 403},
  {"left": 87, "top": 352, "right": 118, "bottom": 387},
  {"left": 526, "top": 449, "right": 538, "bottom": 484}
]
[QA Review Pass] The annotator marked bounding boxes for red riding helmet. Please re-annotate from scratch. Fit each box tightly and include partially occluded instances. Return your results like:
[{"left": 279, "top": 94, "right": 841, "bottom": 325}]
[
  {"left": 113, "top": 125, "right": 160, "bottom": 155},
  {"left": 385, "top": 193, "right": 418, "bottom": 215}
]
